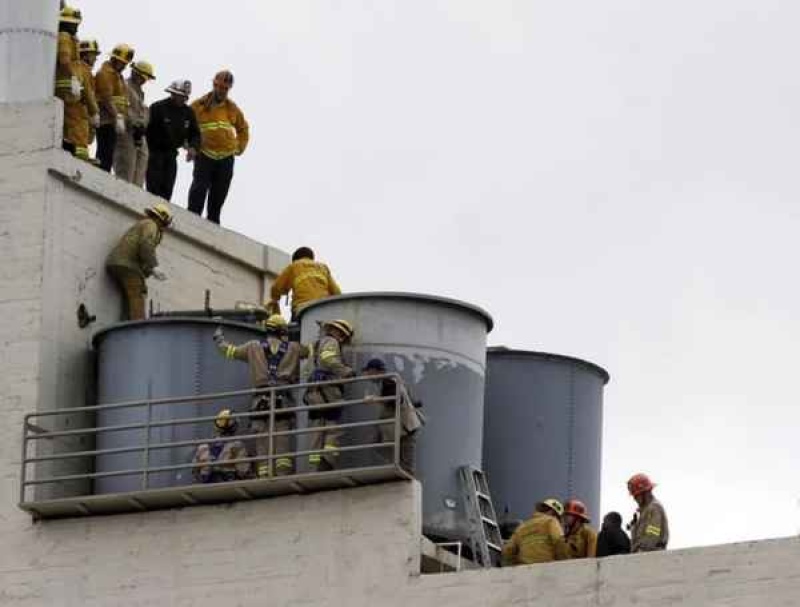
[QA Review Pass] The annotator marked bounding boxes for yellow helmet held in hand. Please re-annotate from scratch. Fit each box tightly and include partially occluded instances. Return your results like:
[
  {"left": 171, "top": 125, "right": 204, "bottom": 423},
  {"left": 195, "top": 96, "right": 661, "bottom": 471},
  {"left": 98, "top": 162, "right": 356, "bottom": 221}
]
[
  {"left": 145, "top": 203, "right": 173, "bottom": 226},
  {"left": 131, "top": 60, "right": 155, "bottom": 80},
  {"left": 60, "top": 6, "right": 82, "bottom": 24},
  {"left": 78, "top": 39, "right": 100, "bottom": 55},
  {"left": 111, "top": 43, "right": 135, "bottom": 65},
  {"left": 325, "top": 319, "right": 354, "bottom": 340}
]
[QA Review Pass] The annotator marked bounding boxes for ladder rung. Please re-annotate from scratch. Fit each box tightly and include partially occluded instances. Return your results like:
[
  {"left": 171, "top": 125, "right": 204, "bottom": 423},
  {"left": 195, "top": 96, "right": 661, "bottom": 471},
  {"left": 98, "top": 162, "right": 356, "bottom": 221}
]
[
  {"left": 487, "top": 542, "right": 503, "bottom": 552},
  {"left": 481, "top": 516, "right": 499, "bottom": 527},
  {"left": 476, "top": 491, "right": 491, "bottom": 501}
]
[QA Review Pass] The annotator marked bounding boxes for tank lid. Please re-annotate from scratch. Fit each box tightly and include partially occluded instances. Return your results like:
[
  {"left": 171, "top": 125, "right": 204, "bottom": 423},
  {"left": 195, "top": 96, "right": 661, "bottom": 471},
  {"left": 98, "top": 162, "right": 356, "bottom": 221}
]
[
  {"left": 298, "top": 292, "right": 494, "bottom": 332},
  {"left": 487, "top": 346, "right": 610, "bottom": 384},
  {"left": 91, "top": 316, "right": 265, "bottom": 348}
]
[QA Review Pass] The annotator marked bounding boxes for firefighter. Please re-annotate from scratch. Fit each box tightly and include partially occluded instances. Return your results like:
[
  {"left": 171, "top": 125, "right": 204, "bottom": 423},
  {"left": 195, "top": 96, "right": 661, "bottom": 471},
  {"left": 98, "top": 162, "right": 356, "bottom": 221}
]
[
  {"left": 105, "top": 203, "right": 171, "bottom": 320},
  {"left": 266, "top": 247, "right": 341, "bottom": 320},
  {"left": 627, "top": 473, "right": 670, "bottom": 552},
  {"left": 563, "top": 499, "right": 598, "bottom": 559},
  {"left": 54, "top": 7, "right": 90, "bottom": 158},
  {"left": 304, "top": 320, "right": 355, "bottom": 471},
  {"left": 188, "top": 70, "right": 249, "bottom": 224},
  {"left": 146, "top": 80, "right": 201, "bottom": 201},
  {"left": 502, "top": 499, "right": 569, "bottom": 566},
  {"left": 213, "top": 315, "right": 307, "bottom": 478},
  {"left": 114, "top": 61, "right": 154, "bottom": 186},
  {"left": 76, "top": 39, "right": 101, "bottom": 158},
  {"left": 596, "top": 512, "right": 631, "bottom": 557},
  {"left": 192, "top": 409, "right": 250, "bottom": 483},
  {"left": 360, "top": 358, "right": 424, "bottom": 474},
  {"left": 95, "top": 43, "right": 135, "bottom": 171}
]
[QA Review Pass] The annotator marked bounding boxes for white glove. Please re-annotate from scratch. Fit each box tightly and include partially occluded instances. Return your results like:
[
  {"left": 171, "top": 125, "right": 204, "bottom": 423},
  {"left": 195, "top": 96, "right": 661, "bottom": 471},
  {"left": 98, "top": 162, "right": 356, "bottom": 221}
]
[
  {"left": 70, "top": 76, "right": 82, "bottom": 97},
  {"left": 89, "top": 114, "right": 100, "bottom": 129},
  {"left": 213, "top": 326, "right": 224, "bottom": 344},
  {"left": 151, "top": 269, "right": 167, "bottom": 281},
  {"left": 115, "top": 115, "right": 126, "bottom": 135}
]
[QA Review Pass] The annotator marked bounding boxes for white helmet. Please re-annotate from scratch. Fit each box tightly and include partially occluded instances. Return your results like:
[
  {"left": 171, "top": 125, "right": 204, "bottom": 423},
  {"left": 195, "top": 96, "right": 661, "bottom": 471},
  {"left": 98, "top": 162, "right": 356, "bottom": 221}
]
[{"left": 165, "top": 79, "right": 191, "bottom": 98}]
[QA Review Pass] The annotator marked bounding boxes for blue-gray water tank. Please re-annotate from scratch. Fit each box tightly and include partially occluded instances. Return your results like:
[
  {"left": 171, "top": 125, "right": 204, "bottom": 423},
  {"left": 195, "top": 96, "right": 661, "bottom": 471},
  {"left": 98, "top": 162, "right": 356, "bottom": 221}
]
[
  {"left": 483, "top": 347, "right": 609, "bottom": 525},
  {"left": 298, "top": 292, "right": 493, "bottom": 542},
  {"left": 92, "top": 318, "right": 265, "bottom": 494}
]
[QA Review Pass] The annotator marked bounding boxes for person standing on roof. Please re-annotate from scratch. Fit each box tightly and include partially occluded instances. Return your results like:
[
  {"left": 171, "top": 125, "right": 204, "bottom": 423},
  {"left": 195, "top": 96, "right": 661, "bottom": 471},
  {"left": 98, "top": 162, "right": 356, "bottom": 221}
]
[
  {"left": 267, "top": 247, "right": 342, "bottom": 320},
  {"left": 95, "top": 43, "right": 135, "bottom": 171},
  {"left": 502, "top": 499, "right": 569, "bottom": 566},
  {"left": 76, "top": 39, "right": 101, "bottom": 159},
  {"left": 596, "top": 512, "right": 631, "bottom": 557},
  {"left": 187, "top": 70, "right": 249, "bottom": 224},
  {"left": 54, "top": 7, "right": 94, "bottom": 160},
  {"left": 213, "top": 315, "right": 307, "bottom": 478},
  {"left": 105, "top": 203, "right": 171, "bottom": 320},
  {"left": 361, "top": 358, "right": 424, "bottom": 474},
  {"left": 146, "top": 80, "right": 201, "bottom": 201},
  {"left": 192, "top": 409, "right": 251, "bottom": 483},
  {"left": 304, "top": 320, "right": 355, "bottom": 472},
  {"left": 627, "top": 473, "right": 670, "bottom": 552},
  {"left": 114, "top": 61, "right": 155, "bottom": 185},
  {"left": 563, "top": 499, "right": 597, "bottom": 559}
]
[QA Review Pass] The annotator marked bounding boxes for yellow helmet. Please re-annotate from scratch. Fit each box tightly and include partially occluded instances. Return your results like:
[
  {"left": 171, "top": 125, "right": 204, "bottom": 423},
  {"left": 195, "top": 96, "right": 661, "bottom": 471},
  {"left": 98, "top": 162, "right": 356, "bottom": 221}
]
[
  {"left": 325, "top": 319, "right": 354, "bottom": 340},
  {"left": 542, "top": 498, "right": 564, "bottom": 517},
  {"left": 111, "top": 44, "right": 135, "bottom": 65},
  {"left": 264, "top": 314, "right": 288, "bottom": 333},
  {"left": 214, "top": 409, "right": 238, "bottom": 434},
  {"left": 78, "top": 39, "right": 100, "bottom": 55},
  {"left": 131, "top": 60, "right": 155, "bottom": 80},
  {"left": 59, "top": 6, "right": 82, "bottom": 24},
  {"left": 144, "top": 203, "right": 173, "bottom": 226}
]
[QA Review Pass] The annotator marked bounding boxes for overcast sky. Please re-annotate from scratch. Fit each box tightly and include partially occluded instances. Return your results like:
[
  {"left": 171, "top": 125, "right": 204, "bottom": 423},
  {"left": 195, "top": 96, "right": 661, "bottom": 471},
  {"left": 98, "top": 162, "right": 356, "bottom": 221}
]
[{"left": 78, "top": 0, "right": 800, "bottom": 548}]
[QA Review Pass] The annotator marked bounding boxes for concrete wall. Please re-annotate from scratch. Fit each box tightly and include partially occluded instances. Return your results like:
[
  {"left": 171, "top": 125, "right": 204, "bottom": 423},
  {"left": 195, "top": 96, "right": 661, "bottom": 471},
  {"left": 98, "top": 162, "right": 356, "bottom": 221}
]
[{"left": 0, "top": 100, "right": 289, "bottom": 499}]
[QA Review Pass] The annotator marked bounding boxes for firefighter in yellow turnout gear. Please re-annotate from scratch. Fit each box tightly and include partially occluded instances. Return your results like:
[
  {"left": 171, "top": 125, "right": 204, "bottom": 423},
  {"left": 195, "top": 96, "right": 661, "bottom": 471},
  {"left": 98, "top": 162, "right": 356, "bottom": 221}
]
[
  {"left": 502, "top": 499, "right": 569, "bottom": 566},
  {"left": 76, "top": 39, "right": 101, "bottom": 156},
  {"left": 267, "top": 247, "right": 341, "bottom": 320},
  {"left": 304, "top": 320, "right": 355, "bottom": 471},
  {"left": 55, "top": 7, "right": 96, "bottom": 160},
  {"left": 192, "top": 409, "right": 250, "bottom": 483},
  {"left": 563, "top": 499, "right": 598, "bottom": 559},
  {"left": 213, "top": 316, "right": 307, "bottom": 477},
  {"left": 627, "top": 473, "right": 670, "bottom": 552}
]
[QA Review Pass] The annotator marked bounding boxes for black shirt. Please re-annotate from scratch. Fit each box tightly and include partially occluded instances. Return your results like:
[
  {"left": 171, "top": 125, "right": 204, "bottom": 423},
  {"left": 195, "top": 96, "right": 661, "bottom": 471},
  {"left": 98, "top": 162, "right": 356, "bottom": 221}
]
[
  {"left": 596, "top": 527, "right": 631, "bottom": 557},
  {"left": 146, "top": 97, "right": 201, "bottom": 154}
]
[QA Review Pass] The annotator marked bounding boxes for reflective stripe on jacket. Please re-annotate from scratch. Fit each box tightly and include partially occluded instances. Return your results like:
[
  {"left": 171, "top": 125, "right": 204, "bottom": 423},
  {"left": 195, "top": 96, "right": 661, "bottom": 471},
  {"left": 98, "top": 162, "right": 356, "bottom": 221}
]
[
  {"left": 631, "top": 498, "right": 669, "bottom": 552},
  {"left": 502, "top": 512, "right": 568, "bottom": 565},
  {"left": 216, "top": 335, "right": 306, "bottom": 388},
  {"left": 191, "top": 93, "right": 249, "bottom": 159},
  {"left": 95, "top": 61, "right": 128, "bottom": 124},
  {"left": 54, "top": 33, "right": 79, "bottom": 103}
]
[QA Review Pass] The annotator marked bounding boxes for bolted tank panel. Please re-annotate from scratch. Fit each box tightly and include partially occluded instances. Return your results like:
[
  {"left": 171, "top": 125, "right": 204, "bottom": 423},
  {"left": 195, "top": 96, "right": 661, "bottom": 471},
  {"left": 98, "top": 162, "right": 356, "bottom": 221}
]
[
  {"left": 483, "top": 348, "right": 609, "bottom": 525},
  {"left": 92, "top": 318, "right": 265, "bottom": 494},
  {"left": 298, "top": 292, "right": 493, "bottom": 542}
]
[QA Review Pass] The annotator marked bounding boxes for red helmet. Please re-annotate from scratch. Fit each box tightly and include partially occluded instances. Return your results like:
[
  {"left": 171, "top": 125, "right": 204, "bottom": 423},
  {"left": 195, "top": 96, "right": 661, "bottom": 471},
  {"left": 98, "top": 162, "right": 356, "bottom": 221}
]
[
  {"left": 564, "top": 499, "right": 590, "bottom": 521},
  {"left": 627, "top": 473, "right": 655, "bottom": 497}
]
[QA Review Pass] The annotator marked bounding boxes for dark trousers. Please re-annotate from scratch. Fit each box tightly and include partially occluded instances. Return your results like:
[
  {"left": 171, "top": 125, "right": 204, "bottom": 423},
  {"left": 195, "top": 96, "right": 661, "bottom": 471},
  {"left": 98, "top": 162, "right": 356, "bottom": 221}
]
[
  {"left": 187, "top": 153, "right": 234, "bottom": 224},
  {"left": 62, "top": 140, "right": 76, "bottom": 155},
  {"left": 146, "top": 149, "right": 178, "bottom": 201},
  {"left": 96, "top": 125, "right": 117, "bottom": 172}
]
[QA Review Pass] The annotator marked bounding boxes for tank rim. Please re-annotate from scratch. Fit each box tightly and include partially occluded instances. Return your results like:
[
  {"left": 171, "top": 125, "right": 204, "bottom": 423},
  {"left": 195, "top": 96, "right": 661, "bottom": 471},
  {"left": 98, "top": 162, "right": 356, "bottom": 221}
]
[
  {"left": 487, "top": 346, "right": 610, "bottom": 384},
  {"left": 296, "top": 291, "right": 494, "bottom": 332},
  {"left": 91, "top": 316, "right": 265, "bottom": 348}
]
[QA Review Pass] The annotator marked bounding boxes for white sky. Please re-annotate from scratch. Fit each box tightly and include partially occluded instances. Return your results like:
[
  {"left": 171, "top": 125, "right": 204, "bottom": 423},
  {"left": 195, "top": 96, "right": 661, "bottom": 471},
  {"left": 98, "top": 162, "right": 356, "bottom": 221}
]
[{"left": 77, "top": 0, "right": 800, "bottom": 548}]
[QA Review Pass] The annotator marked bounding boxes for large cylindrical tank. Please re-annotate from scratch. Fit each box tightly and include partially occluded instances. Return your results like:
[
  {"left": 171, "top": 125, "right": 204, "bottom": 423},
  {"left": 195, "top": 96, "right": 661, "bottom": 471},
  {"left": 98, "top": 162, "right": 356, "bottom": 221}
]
[
  {"left": 92, "top": 318, "right": 265, "bottom": 494},
  {"left": 298, "top": 293, "right": 493, "bottom": 541},
  {"left": 0, "top": 1, "right": 59, "bottom": 103},
  {"left": 483, "top": 347, "right": 609, "bottom": 525}
]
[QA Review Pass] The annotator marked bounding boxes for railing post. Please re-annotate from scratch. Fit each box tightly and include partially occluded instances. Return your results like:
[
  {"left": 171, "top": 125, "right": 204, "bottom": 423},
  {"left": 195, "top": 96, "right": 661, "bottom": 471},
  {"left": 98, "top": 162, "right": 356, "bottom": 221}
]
[
  {"left": 268, "top": 388, "right": 276, "bottom": 477},
  {"left": 142, "top": 397, "right": 152, "bottom": 490},
  {"left": 19, "top": 416, "right": 29, "bottom": 505},
  {"left": 393, "top": 377, "right": 402, "bottom": 468}
]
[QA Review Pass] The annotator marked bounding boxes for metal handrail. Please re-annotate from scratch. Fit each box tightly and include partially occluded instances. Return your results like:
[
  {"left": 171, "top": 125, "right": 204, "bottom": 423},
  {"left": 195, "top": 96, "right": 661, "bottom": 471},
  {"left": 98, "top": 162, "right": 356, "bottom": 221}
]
[{"left": 20, "top": 373, "right": 407, "bottom": 507}]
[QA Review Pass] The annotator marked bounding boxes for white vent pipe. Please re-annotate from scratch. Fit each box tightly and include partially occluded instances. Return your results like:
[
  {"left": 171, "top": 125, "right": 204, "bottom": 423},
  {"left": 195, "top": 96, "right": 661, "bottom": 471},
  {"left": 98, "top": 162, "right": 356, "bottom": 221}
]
[{"left": 0, "top": 0, "right": 60, "bottom": 103}]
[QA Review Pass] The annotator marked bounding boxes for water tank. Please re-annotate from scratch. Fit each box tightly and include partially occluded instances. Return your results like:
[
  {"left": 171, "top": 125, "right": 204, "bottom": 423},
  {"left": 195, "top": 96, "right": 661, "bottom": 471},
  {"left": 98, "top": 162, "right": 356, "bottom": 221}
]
[
  {"left": 483, "top": 347, "right": 609, "bottom": 525},
  {"left": 298, "top": 292, "right": 493, "bottom": 542},
  {"left": 92, "top": 318, "right": 265, "bottom": 494}
]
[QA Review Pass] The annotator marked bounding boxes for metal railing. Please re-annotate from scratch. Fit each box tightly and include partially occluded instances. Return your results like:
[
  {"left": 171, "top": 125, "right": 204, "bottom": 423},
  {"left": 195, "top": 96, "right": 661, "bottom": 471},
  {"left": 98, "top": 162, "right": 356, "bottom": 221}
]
[{"left": 20, "top": 373, "right": 409, "bottom": 511}]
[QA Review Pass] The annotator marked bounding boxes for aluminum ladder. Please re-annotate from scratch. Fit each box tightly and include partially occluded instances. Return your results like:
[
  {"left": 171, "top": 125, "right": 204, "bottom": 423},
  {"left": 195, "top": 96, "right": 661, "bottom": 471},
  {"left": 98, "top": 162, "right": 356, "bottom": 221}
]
[{"left": 459, "top": 465, "right": 503, "bottom": 567}]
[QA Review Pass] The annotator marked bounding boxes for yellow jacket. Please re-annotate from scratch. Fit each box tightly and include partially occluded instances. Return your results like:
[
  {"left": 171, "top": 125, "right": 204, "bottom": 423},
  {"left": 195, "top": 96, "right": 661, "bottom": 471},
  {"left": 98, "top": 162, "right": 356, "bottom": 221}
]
[
  {"left": 54, "top": 33, "right": 79, "bottom": 103},
  {"left": 502, "top": 512, "right": 568, "bottom": 565},
  {"left": 105, "top": 218, "right": 163, "bottom": 278},
  {"left": 566, "top": 523, "right": 597, "bottom": 558},
  {"left": 631, "top": 498, "right": 669, "bottom": 552},
  {"left": 269, "top": 259, "right": 341, "bottom": 314},
  {"left": 95, "top": 61, "right": 128, "bottom": 124},
  {"left": 191, "top": 93, "right": 249, "bottom": 159}
]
